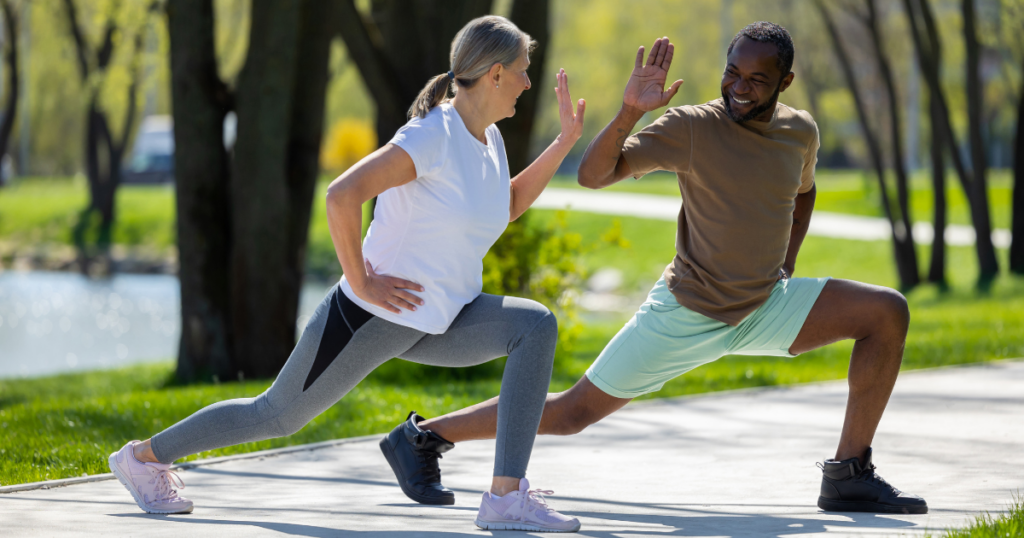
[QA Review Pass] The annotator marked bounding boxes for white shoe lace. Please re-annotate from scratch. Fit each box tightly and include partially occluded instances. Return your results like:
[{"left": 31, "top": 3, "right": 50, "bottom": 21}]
[
  {"left": 517, "top": 487, "right": 555, "bottom": 520},
  {"left": 148, "top": 469, "right": 186, "bottom": 504}
]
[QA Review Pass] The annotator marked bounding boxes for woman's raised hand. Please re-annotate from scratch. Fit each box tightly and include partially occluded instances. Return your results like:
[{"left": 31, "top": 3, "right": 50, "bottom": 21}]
[
  {"left": 354, "top": 259, "right": 425, "bottom": 314},
  {"left": 554, "top": 68, "right": 585, "bottom": 144},
  {"left": 623, "top": 37, "right": 684, "bottom": 113}
]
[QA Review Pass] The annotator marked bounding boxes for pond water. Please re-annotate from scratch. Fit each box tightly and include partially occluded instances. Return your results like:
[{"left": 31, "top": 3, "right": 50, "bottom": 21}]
[{"left": 0, "top": 271, "right": 332, "bottom": 379}]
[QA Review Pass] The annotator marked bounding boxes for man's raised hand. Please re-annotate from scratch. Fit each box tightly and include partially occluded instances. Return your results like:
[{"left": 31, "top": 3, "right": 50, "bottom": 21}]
[{"left": 623, "top": 37, "right": 684, "bottom": 113}]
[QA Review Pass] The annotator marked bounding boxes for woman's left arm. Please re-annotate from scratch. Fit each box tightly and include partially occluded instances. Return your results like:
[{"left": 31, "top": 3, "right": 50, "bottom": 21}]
[{"left": 509, "top": 69, "right": 586, "bottom": 221}]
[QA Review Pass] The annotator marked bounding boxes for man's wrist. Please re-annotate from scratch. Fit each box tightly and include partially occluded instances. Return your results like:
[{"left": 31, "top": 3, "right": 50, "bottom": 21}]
[{"left": 618, "top": 104, "right": 646, "bottom": 125}]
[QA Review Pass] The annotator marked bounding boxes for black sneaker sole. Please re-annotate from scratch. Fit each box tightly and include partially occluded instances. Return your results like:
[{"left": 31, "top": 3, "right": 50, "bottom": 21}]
[
  {"left": 379, "top": 436, "right": 455, "bottom": 506},
  {"left": 818, "top": 496, "right": 928, "bottom": 514}
]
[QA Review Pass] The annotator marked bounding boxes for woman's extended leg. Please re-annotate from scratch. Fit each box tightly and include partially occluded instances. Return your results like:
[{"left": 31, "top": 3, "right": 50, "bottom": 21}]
[{"left": 109, "top": 285, "right": 426, "bottom": 513}]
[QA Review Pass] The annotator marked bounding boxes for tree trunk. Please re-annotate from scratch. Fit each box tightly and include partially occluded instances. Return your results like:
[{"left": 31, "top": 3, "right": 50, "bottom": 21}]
[
  {"left": 228, "top": 0, "right": 337, "bottom": 378},
  {"left": 962, "top": 0, "right": 999, "bottom": 285},
  {"left": 1011, "top": 57, "right": 1024, "bottom": 274},
  {"left": 817, "top": 0, "right": 919, "bottom": 289},
  {"left": 866, "top": 0, "right": 919, "bottom": 286},
  {"left": 0, "top": 0, "right": 18, "bottom": 175},
  {"left": 166, "top": 0, "right": 234, "bottom": 382},
  {"left": 496, "top": 0, "right": 549, "bottom": 176},
  {"left": 927, "top": 96, "right": 947, "bottom": 285}
]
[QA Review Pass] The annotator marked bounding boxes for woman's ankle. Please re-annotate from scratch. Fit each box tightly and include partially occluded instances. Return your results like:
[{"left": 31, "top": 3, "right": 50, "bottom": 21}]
[
  {"left": 132, "top": 439, "right": 159, "bottom": 463},
  {"left": 489, "top": 476, "right": 520, "bottom": 497}
]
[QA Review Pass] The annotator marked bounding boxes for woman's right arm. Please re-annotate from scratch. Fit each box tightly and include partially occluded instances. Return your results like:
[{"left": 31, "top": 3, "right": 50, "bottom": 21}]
[{"left": 325, "top": 144, "right": 425, "bottom": 314}]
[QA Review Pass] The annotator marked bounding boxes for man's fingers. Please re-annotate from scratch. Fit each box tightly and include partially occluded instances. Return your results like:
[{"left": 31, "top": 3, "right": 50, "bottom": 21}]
[
  {"left": 654, "top": 36, "right": 668, "bottom": 67},
  {"left": 662, "top": 79, "right": 684, "bottom": 105},
  {"left": 645, "top": 38, "right": 660, "bottom": 67},
  {"left": 635, "top": 46, "right": 644, "bottom": 69},
  {"left": 663, "top": 43, "right": 675, "bottom": 70}
]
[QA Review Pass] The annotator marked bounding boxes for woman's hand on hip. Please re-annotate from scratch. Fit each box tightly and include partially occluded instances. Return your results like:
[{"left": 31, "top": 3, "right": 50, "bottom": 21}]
[
  {"left": 352, "top": 260, "right": 425, "bottom": 314},
  {"left": 554, "top": 68, "right": 585, "bottom": 145}
]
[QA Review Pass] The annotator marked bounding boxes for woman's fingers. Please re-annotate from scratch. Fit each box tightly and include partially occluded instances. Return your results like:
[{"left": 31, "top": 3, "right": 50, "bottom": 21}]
[
  {"left": 364, "top": 259, "right": 376, "bottom": 276},
  {"left": 393, "top": 289, "right": 423, "bottom": 308},
  {"left": 575, "top": 98, "right": 586, "bottom": 127},
  {"left": 389, "top": 276, "right": 424, "bottom": 292}
]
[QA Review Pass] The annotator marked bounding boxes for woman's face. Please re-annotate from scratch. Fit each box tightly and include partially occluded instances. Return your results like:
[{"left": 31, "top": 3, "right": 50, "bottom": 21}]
[{"left": 495, "top": 51, "right": 531, "bottom": 119}]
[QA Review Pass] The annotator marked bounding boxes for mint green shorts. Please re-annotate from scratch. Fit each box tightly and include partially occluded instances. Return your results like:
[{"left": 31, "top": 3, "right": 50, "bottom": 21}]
[{"left": 585, "top": 276, "right": 831, "bottom": 398}]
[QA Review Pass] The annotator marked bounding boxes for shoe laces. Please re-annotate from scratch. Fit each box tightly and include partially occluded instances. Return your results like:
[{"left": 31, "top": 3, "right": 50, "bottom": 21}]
[
  {"left": 857, "top": 464, "right": 901, "bottom": 494},
  {"left": 413, "top": 441, "right": 443, "bottom": 484},
  {"left": 516, "top": 487, "right": 556, "bottom": 520},
  {"left": 149, "top": 469, "right": 186, "bottom": 503}
]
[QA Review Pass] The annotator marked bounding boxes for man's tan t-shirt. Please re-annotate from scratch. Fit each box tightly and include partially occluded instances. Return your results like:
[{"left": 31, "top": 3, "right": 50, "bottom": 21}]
[{"left": 621, "top": 98, "right": 819, "bottom": 326}]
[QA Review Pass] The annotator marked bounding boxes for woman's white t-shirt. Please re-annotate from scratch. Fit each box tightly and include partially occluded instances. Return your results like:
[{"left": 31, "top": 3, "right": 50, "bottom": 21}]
[{"left": 340, "top": 103, "right": 511, "bottom": 334}]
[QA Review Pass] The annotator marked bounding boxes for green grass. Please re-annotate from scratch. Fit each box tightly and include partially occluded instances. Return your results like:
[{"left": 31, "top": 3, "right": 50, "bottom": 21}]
[
  {"left": 936, "top": 495, "right": 1024, "bottom": 538},
  {"left": 549, "top": 168, "right": 1015, "bottom": 230}
]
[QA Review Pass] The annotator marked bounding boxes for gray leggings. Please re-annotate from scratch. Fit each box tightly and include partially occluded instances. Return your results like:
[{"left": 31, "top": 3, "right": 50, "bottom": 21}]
[{"left": 150, "top": 285, "right": 557, "bottom": 478}]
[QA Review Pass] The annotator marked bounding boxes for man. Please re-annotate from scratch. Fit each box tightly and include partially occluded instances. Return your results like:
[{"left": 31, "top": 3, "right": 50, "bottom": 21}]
[{"left": 380, "top": 22, "right": 927, "bottom": 515}]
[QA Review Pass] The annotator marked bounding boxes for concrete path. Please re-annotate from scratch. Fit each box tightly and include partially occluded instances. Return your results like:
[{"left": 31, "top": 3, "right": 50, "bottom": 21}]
[
  {"left": 3, "top": 360, "right": 1022, "bottom": 537},
  {"left": 534, "top": 188, "right": 1013, "bottom": 248}
]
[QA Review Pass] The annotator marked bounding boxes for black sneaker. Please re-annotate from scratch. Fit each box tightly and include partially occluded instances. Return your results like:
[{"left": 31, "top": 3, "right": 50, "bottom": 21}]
[
  {"left": 817, "top": 447, "right": 928, "bottom": 514},
  {"left": 379, "top": 411, "right": 455, "bottom": 505}
]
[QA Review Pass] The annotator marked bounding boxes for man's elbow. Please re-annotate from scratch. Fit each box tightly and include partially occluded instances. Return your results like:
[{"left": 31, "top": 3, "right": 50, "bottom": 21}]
[{"left": 577, "top": 167, "right": 604, "bottom": 190}]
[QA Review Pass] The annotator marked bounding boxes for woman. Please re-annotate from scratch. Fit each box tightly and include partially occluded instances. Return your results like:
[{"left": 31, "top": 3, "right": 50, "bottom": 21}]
[{"left": 107, "top": 15, "right": 585, "bottom": 533}]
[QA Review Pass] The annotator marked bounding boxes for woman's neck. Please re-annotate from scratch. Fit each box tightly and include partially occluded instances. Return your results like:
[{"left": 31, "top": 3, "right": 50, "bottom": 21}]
[{"left": 451, "top": 94, "right": 492, "bottom": 144}]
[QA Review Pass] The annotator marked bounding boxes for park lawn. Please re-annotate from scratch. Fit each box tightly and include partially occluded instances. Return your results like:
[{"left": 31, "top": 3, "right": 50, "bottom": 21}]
[
  {"left": 549, "top": 168, "right": 1014, "bottom": 230},
  {"left": 2, "top": 218, "right": 1023, "bottom": 485}
]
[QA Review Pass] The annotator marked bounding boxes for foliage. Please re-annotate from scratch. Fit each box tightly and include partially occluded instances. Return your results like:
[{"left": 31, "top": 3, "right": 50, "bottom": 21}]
[{"left": 320, "top": 118, "right": 376, "bottom": 173}]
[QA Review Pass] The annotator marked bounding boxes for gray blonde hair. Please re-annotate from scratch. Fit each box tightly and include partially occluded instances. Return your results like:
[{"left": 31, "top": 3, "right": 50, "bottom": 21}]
[{"left": 409, "top": 15, "right": 535, "bottom": 119}]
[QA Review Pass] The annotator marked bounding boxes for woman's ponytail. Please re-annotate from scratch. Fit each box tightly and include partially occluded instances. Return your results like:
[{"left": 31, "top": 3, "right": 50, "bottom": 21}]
[
  {"left": 407, "top": 16, "right": 534, "bottom": 120},
  {"left": 409, "top": 72, "right": 454, "bottom": 119}
]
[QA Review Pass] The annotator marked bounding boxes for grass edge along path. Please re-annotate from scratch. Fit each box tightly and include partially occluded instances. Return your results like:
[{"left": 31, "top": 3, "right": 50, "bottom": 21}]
[{"left": 933, "top": 494, "right": 1023, "bottom": 538}]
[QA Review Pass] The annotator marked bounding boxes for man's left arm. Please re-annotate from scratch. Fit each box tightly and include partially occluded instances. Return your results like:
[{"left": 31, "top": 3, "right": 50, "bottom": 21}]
[{"left": 783, "top": 183, "right": 815, "bottom": 278}]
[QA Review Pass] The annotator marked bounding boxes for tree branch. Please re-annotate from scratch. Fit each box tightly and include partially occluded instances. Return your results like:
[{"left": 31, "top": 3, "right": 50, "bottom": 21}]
[
  {"left": 62, "top": 0, "right": 91, "bottom": 81},
  {"left": 335, "top": 0, "right": 403, "bottom": 122}
]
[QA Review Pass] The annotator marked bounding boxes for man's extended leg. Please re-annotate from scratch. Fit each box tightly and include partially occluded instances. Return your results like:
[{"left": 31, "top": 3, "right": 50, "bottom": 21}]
[
  {"left": 787, "top": 278, "right": 909, "bottom": 462},
  {"left": 420, "top": 376, "right": 631, "bottom": 442}
]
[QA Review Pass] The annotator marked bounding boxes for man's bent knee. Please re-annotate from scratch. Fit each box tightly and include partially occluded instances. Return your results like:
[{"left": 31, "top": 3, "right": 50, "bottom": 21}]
[{"left": 874, "top": 288, "right": 910, "bottom": 334}]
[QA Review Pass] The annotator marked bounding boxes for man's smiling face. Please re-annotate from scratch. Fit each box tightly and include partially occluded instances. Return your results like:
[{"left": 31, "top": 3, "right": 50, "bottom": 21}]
[{"left": 721, "top": 36, "right": 794, "bottom": 123}]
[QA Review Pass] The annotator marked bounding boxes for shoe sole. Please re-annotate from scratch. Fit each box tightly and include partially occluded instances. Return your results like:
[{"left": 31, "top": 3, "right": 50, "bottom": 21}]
[
  {"left": 475, "top": 517, "right": 581, "bottom": 532},
  {"left": 378, "top": 437, "right": 455, "bottom": 506},
  {"left": 817, "top": 496, "right": 927, "bottom": 514},
  {"left": 108, "top": 453, "right": 194, "bottom": 515}
]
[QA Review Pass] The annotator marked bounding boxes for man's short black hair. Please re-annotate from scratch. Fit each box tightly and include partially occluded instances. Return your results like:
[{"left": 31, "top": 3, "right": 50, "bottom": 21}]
[{"left": 727, "top": 21, "right": 795, "bottom": 76}]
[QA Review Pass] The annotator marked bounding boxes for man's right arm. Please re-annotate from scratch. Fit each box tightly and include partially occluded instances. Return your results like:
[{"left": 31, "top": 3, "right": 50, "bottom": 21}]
[
  {"left": 577, "top": 36, "right": 683, "bottom": 190},
  {"left": 577, "top": 106, "right": 645, "bottom": 189}
]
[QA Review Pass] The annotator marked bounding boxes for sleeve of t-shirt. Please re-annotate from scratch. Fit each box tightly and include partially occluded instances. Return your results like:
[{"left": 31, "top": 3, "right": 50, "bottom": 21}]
[
  {"left": 621, "top": 106, "right": 693, "bottom": 179},
  {"left": 389, "top": 114, "right": 448, "bottom": 178},
  {"left": 799, "top": 119, "right": 820, "bottom": 194}
]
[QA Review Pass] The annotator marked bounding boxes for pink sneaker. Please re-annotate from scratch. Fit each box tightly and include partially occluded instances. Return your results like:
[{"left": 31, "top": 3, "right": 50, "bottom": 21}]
[
  {"left": 474, "top": 478, "right": 581, "bottom": 532},
  {"left": 107, "top": 441, "right": 193, "bottom": 514}
]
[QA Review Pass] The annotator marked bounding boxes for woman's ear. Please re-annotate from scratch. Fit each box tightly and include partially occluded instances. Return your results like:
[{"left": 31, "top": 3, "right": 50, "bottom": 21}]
[{"left": 489, "top": 62, "right": 503, "bottom": 88}]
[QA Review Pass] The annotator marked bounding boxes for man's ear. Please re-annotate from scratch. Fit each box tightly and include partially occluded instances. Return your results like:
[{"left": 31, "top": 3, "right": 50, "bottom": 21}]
[{"left": 779, "top": 71, "right": 795, "bottom": 93}]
